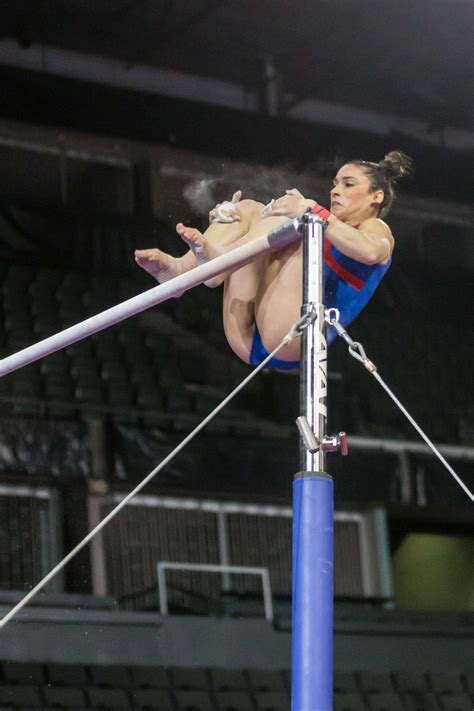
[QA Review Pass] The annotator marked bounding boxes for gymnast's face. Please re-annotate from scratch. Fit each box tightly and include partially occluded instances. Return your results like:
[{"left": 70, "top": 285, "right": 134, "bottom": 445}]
[{"left": 330, "top": 164, "right": 383, "bottom": 223}]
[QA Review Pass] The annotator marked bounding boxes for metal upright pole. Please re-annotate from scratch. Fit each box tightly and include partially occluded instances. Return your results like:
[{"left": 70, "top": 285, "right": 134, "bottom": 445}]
[{"left": 292, "top": 216, "right": 334, "bottom": 711}]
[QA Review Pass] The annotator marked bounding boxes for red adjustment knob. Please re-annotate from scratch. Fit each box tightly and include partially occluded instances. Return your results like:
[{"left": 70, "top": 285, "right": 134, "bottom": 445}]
[{"left": 339, "top": 432, "right": 349, "bottom": 456}]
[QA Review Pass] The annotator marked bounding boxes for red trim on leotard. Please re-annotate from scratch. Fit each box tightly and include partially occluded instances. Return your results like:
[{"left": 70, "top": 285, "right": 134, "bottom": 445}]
[{"left": 324, "top": 240, "right": 365, "bottom": 292}]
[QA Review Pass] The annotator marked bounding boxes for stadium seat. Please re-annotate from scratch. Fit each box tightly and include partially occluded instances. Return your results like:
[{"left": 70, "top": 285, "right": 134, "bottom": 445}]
[
  {"left": 129, "top": 666, "right": 170, "bottom": 688},
  {"left": 174, "top": 690, "right": 215, "bottom": 711},
  {"left": 89, "top": 664, "right": 132, "bottom": 687},
  {"left": 0, "top": 684, "right": 43, "bottom": 707},
  {"left": 87, "top": 686, "right": 131, "bottom": 708},
  {"left": 101, "top": 360, "right": 130, "bottom": 382},
  {"left": 439, "top": 694, "right": 473, "bottom": 711},
  {"left": 366, "top": 691, "right": 404, "bottom": 711},
  {"left": 334, "top": 672, "right": 359, "bottom": 693},
  {"left": 40, "top": 351, "right": 70, "bottom": 373},
  {"left": 32, "top": 307, "right": 61, "bottom": 334},
  {"left": 43, "top": 684, "right": 87, "bottom": 707},
  {"left": 11, "top": 372, "right": 42, "bottom": 399},
  {"left": 107, "top": 382, "right": 135, "bottom": 408},
  {"left": 247, "top": 670, "right": 286, "bottom": 692},
  {"left": 166, "top": 388, "right": 193, "bottom": 414},
  {"left": 428, "top": 672, "right": 465, "bottom": 695},
  {"left": 2, "top": 661, "right": 45, "bottom": 684},
  {"left": 393, "top": 672, "right": 428, "bottom": 693},
  {"left": 171, "top": 669, "right": 209, "bottom": 690},
  {"left": 145, "top": 332, "right": 173, "bottom": 357},
  {"left": 358, "top": 672, "right": 394, "bottom": 693},
  {"left": 462, "top": 672, "right": 474, "bottom": 692},
  {"left": 6, "top": 264, "right": 35, "bottom": 287},
  {"left": 254, "top": 690, "right": 289, "bottom": 711},
  {"left": 214, "top": 690, "right": 254, "bottom": 711},
  {"left": 43, "top": 375, "right": 74, "bottom": 401},
  {"left": 402, "top": 691, "right": 440, "bottom": 711},
  {"left": 209, "top": 669, "right": 247, "bottom": 692},
  {"left": 131, "top": 688, "right": 174, "bottom": 710},
  {"left": 177, "top": 350, "right": 208, "bottom": 385},
  {"left": 46, "top": 662, "right": 89, "bottom": 686},
  {"left": 333, "top": 691, "right": 367, "bottom": 711},
  {"left": 193, "top": 389, "right": 225, "bottom": 415},
  {"left": 74, "top": 378, "right": 105, "bottom": 404},
  {"left": 136, "top": 385, "right": 165, "bottom": 410}
]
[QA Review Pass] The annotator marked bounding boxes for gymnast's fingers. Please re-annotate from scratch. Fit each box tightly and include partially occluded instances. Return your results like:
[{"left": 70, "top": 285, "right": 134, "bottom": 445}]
[
  {"left": 267, "top": 206, "right": 290, "bottom": 216},
  {"left": 267, "top": 196, "right": 289, "bottom": 214},
  {"left": 134, "top": 248, "right": 155, "bottom": 260}
]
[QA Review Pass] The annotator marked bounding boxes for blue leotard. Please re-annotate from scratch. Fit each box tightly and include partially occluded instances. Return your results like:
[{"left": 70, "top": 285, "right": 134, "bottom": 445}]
[{"left": 250, "top": 238, "right": 391, "bottom": 370}]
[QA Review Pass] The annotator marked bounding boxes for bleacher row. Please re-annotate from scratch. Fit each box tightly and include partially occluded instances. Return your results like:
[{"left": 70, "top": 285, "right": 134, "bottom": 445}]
[
  {"left": 0, "top": 263, "right": 235, "bottom": 425},
  {"left": 0, "top": 260, "right": 473, "bottom": 444},
  {"left": 1, "top": 663, "right": 473, "bottom": 711}
]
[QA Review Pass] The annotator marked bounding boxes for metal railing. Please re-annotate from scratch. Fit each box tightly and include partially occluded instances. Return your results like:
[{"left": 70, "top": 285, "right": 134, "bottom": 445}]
[{"left": 157, "top": 561, "right": 274, "bottom": 621}]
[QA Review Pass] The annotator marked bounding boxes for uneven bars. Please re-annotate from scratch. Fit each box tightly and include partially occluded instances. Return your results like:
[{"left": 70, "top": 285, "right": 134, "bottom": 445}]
[{"left": 0, "top": 220, "right": 302, "bottom": 378}]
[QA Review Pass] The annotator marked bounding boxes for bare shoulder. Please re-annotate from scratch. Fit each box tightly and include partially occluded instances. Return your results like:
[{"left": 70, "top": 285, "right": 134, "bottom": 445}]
[
  {"left": 358, "top": 217, "right": 394, "bottom": 264},
  {"left": 359, "top": 217, "right": 393, "bottom": 239}
]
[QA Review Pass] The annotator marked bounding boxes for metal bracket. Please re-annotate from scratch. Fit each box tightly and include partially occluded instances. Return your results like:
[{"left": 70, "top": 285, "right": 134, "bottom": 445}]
[
  {"left": 296, "top": 417, "right": 349, "bottom": 456},
  {"left": 322, "top": 433, "right": 349, "bottom": 456}
]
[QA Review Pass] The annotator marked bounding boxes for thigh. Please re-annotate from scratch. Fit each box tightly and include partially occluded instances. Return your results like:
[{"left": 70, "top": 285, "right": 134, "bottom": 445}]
[
  {"left": 221, "top": 258, "right": 263, "bottom": 363},
  {"left": 221, "top": 213, "right": 292, "bottom": 364},
  {"left": 254, "top": 241, "right": 303, "bottom": 361}
]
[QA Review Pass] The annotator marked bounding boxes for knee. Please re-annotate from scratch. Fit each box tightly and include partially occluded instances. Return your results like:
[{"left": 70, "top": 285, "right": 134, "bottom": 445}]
[{"left": 235, "top": 199, "right": 264, "bottom": 220}]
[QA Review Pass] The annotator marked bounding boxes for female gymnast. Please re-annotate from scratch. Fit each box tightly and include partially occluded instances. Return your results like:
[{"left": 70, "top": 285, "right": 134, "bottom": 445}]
[{"left": 135, "top": 151, "right": 412, "bottom": 369}]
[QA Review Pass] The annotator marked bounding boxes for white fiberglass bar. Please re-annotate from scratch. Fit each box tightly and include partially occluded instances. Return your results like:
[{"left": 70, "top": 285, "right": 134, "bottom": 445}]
[{"left": 0, "top": 220, "right": 302, "bottom": 378}]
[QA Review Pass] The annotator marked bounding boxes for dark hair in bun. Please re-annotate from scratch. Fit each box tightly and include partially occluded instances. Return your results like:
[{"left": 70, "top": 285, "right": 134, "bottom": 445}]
[{"left": 348, "top": 150, "right": 413, "bottom": 218}]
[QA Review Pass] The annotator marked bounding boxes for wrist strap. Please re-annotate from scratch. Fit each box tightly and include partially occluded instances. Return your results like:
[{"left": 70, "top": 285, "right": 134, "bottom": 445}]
[{"left": 310, "top": 203, "right": 331, "bottom": 222}]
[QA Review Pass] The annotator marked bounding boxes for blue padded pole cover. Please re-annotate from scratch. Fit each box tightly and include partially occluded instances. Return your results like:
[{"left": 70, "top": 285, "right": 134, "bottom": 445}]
[{"left": 292, "top": 472, "right": 334, "bottom": 711}]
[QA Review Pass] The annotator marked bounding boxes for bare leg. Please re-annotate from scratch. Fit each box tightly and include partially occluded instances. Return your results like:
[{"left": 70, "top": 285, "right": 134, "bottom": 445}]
[
  {"left": 135, "top": 199, "right": 261, "bottom": 287},
  {"left": 174, "top": 208, "right": 298, "bottom": 363},
  {"left": 134, "top": 247, "right": 196, "bottom": 284},
  {"left": 219, "top": 214, "right": 292, "bottom": 363},
  {"left": 176, "top": 199, "right": 263, "bottom": 287},
  {"left": 136, "top": 201, "right": 303, "bottom": 365},
  {"left": 254, "top": 241, "right": 303, "bottom": 362}
]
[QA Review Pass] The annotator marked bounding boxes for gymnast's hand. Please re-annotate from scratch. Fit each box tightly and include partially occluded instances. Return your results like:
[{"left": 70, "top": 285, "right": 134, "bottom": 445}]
[
  {"left": 209, "top": 190, "right": 242, "bottom": 223},
  {"left": 265, "top": 189, "right": 314, "bottom": 219}
]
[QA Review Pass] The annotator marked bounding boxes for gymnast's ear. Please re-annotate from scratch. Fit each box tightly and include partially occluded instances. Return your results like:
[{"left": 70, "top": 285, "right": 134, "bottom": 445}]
[{"left": 371, "top": 189, "right": 384, "bottom": 205}]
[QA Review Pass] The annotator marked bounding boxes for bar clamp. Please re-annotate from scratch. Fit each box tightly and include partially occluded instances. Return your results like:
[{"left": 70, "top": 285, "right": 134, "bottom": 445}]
[{"left": 296, "top": 416, "right": 349, "bottom": 456}]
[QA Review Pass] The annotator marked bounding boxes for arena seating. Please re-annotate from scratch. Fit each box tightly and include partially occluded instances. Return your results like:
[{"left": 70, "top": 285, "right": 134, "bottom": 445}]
[
  {"left": 1, "top": 260, "right": 472, "bottom": 446},
  {"left": 0, "top": 662, "right": 472, "bottom": 710},
  {"left": 0, "top": 261, "right": 240, "bottom": 424}
]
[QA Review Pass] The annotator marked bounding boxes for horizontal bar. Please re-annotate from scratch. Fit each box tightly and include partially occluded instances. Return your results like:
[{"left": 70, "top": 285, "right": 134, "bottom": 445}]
[
  {"left": 0, "top": 220, "right": 301, "bottom": 377},
  {"left": 157, "top": 562, "right": 269, "bottom": 575},
  {"left": 348, "top": 435, "right": 474, "bottom": 460}
]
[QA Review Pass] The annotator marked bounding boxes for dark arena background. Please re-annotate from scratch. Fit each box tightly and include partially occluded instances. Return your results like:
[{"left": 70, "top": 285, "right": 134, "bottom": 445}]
[{"left": 0, "top": 2, "right": 473, "bottom": 710}]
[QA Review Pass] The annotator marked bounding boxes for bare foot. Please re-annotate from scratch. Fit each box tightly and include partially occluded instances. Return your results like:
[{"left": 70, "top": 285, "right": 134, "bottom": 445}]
[
  {"left": 175, "top": 223, "right": 222, "bottom": 263},
  {"left": 175, "top": 223, "right": 227, "bottom": 287},
  {"left": 134, "top": 248, "right": 196, "bottom": 285}
]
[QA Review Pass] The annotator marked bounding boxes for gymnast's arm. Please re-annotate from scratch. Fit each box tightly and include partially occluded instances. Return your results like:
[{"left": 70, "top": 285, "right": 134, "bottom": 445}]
[
  {"left": 266, "top": 189, "right": 393, "bottom": 265},
  {"left": 325, "top": 216, "right": 394, "bottom": 265}
]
